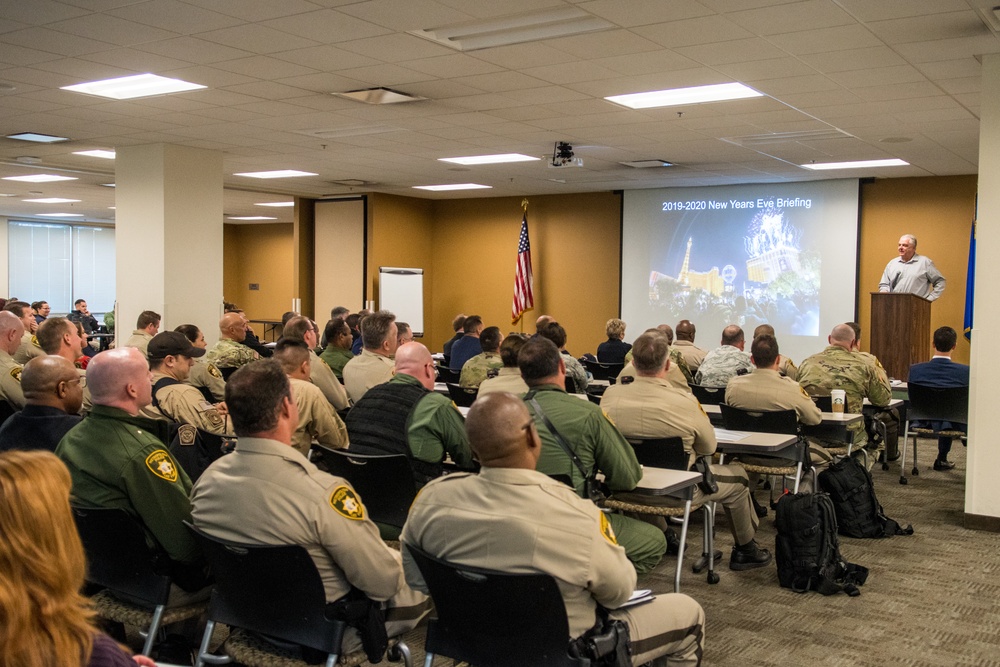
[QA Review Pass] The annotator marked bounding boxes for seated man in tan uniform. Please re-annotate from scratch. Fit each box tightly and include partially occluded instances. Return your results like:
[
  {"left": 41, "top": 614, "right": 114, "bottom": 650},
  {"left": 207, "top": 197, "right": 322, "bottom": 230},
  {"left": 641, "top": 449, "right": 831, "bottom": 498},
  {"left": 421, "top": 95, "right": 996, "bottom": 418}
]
[
  {"left": 752, "top": 324, "right": 798, "bottom": 380},
  {"left": 674, "top": 319, "right": 707, "bottom": 373},
  {"left": 619, "top": 325, "right": 692, "bottom": 393},
  {"left": 143, "top": 331, "right": 230, "bottom": 435},
  {"left": 191, "top": 360, "right": 430, "bottom": 656},
  {"left": 402, "top": 392, "right": 706, "bottom": 667},
  {"left": 124, "top": 310, "right": 160, "bottom": 358},
  {"left": 283, "top": 316, "right": 350, "bottom": 411},
  {"left": 601, "top": 330, "right": 771, "bottom": 572},
  {"left": 342, "top": 310, "right": 397, "bottom": 403},
  {"left": 0, "top": 311, "right": 27, "bottom": 410}
]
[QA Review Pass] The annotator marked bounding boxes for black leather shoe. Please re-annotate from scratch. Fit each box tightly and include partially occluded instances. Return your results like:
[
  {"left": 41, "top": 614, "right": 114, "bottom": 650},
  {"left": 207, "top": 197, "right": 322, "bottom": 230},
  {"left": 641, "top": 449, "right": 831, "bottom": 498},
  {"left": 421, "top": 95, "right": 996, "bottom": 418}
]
[
  {"left": 933, "top": 459, "right": 955, "bottom": 471},
  {"left": 665, "top": 528, "right": 685, "bottom": 556},
  {"left": 751, "top": 495, "right": 768, "bottom": 518},
  {"left": 729, "top": 541, "right": 773, "bottom": 571}
]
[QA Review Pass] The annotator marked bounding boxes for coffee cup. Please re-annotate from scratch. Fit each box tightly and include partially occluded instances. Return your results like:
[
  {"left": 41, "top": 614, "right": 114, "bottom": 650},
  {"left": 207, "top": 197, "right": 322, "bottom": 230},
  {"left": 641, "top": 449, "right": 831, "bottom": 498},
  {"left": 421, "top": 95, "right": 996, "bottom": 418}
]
[{"left": 830, "top": 389, "right": 846, "bottom": 414}]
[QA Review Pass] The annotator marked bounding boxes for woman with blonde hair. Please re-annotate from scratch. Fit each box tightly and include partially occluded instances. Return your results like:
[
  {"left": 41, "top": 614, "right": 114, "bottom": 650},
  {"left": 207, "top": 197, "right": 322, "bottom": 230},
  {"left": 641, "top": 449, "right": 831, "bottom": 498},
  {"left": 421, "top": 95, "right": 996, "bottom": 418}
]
[{"left": 0, "top": 450, "right": 155, "bottom": 667}]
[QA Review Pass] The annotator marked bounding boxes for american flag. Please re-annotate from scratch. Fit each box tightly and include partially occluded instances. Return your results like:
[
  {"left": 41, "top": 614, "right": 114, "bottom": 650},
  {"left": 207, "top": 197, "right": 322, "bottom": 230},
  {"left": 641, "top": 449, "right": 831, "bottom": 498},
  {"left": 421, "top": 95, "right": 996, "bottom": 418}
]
[{"left": 511, "top": 212, "right": 534, "bottom": 323}]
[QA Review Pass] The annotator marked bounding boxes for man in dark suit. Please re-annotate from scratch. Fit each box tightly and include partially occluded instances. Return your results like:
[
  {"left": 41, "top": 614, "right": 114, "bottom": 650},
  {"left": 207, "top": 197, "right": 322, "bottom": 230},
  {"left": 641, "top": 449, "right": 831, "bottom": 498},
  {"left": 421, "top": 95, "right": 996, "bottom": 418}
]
[{"left": 909, "top": 326, "right": 969, "bottom": 471}]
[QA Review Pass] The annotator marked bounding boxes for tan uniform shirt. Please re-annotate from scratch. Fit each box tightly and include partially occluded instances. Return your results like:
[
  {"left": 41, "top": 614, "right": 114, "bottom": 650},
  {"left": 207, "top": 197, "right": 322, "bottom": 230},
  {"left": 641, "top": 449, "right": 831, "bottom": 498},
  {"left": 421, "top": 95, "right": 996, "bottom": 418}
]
[
  {"left": 0, "top": 349, "right": 26, "bottom": 409},
  {"left": 777, "top": 356, "right": 799, "bottom": 381},
  {"left": 402, "top": 467, "right": 634, "bottom": 637},
  {"left": 309, "top": 350, "right": 350, "bottom": 411},
  {"left": 601, "top": 376, "right": 715, "bottom": 464},
  {"left": 619, "top": 361, "right": 691, "bottom": 393},
  {"left": 13, "top": 332, "right": 44, "bottom": 364},
  {"left": 187, "top": 359, "right": 226, "bottom": 402},
  {"left": 673, "top": 340, "right": 707, "bottom": 372},
  {"left": 289, "top": 377, "right": 349, "bottom": 457},
  {"left": 343, "top": 349, "right": 394, "bottom": 403},
  {"left": 144, "top": 372, "right": 230, "bottom": 435},
  {"left": 725, "top": 368, "right": 822, "bottom": 425},
  {"left": 477, "top": 367, "right": 529, "bottom": 397},
  {"left": 125, "top": 330, "right": 153, "bottom": 357}
]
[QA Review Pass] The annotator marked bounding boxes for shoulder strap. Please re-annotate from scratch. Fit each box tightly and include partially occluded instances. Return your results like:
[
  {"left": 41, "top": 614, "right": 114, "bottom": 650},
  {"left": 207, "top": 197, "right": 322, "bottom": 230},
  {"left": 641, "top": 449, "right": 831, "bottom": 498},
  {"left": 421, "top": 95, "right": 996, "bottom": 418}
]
[
  {"left": 528, "top": 396, "right": 591, "bottom": 482},
  {"left": 151, "top": 376, "right": 182, "bottom": 410}
]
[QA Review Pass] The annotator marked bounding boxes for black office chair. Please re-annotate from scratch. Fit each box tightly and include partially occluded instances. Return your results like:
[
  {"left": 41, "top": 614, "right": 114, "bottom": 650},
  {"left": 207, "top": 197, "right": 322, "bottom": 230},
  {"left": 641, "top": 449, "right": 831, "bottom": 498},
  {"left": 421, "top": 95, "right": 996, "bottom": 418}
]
[
  {"left": 186, "top": 523, "right": 411, "bottom": 667},
  {"left": 219, "top": 366, "right": 238, "bottom": 381},
  {"left": 321, "top": 450, "right": 417, "bottom": 537},
  {"left": 168, "top": 424, "right": 236, "bottom": 483},
  {"left": 689, "top": 384, "right": 725, "bottom": 405},
  {"left": 584, "top": 359, "right": 624, "bottom": 381},
  {"left": 72, "top": 506, "right": 207, "bottom": 656},
  {"left": 446, "top": 382, "right": 477, "bottom": 407},
  {"left": 0, "top": 399, "right": 16, "bottom": 427},
  {"left": 405, "top": 544, "right": 581, "bottom": 667},
  {"left": 719, "top": 404, "right": 809, "bottom": 496},
  {"left": 436, "top": 366, "right": 461, "bottom": 384},
  {"left": 900, "top": 383, "right": 969, "bottom": 485},
  {"left": 812, "top": 395, "right": 833, "bottom": 412}
]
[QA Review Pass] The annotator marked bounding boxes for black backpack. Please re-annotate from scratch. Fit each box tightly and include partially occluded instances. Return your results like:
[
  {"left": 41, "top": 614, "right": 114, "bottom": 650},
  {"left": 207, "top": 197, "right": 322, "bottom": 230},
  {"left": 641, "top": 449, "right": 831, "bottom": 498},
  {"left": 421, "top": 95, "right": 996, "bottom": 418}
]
[
  {"left": 775, "top": 492, "right": 869, "bottom": 596},
  {"left": 818, "top": 456, "right": 913, "bottom": 538}
]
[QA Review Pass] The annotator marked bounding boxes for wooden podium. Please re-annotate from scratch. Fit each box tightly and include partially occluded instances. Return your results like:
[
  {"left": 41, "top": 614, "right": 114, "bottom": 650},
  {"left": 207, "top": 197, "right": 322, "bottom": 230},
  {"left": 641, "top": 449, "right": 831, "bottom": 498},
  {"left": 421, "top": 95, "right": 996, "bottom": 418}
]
[{"left": 870, "top": 292, "right": 931, "bottom": 381}]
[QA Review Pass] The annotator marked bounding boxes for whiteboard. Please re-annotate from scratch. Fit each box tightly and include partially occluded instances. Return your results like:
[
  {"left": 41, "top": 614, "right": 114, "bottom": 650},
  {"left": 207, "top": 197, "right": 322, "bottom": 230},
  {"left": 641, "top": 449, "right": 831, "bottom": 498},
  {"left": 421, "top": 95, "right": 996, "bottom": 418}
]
[{"left": 379, "top": 267, "right": 424, "bottom": 337}]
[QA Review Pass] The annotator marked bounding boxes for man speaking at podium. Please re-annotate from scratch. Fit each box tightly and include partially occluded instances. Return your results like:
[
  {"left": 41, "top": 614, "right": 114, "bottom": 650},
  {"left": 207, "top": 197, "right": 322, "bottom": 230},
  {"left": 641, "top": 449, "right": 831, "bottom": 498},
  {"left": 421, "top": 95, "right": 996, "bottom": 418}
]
[{"left": 878, "top": 234, "right": 946, "bottom": 301}]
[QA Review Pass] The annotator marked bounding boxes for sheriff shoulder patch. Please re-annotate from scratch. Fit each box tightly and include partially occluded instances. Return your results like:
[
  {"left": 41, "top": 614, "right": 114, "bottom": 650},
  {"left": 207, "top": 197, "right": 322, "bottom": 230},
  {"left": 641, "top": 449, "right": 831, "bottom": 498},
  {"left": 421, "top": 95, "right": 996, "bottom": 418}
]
[
  {"left": 329, "top": 485, "right": 365, "bottom": 521},
  {"left": 31, "top": 335, "right": 41, "bottom": 348},
  {"left": 207, "top": 363, "right": 222, "bottom": 379},
  {"left": 145, "top": 450, "right": 179, "bottom": 482},
  {"left": 599, "top": 512, "right": 618, "bottom": 545},
  {"left": 10, "top": 367, "right": 22, "bottom": 383},
  {"left": 602, "top": 409, "right": 616, "bottom": 427}
]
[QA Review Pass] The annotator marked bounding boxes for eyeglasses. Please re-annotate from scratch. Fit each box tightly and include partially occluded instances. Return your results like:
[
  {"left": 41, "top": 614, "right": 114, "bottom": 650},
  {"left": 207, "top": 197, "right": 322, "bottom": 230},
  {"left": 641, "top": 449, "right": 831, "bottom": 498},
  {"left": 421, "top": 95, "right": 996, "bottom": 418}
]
[{"left": 64, "top": 375, "right": 86, "bottom": 388}]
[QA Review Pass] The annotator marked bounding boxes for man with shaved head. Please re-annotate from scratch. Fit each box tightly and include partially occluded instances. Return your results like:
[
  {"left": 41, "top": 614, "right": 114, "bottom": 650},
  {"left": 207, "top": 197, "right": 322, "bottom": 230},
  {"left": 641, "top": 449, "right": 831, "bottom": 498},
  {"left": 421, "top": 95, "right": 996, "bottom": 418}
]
[
  {"left": 0, "top": 310, "right": 27, "bottom": 409},
  {"left": 204, "top": 311, "right": 259, "bottom": 374},
  {"left": 346, "top": 342, "right": 473, "bottom": 490},
  {"left": 674, "top": 319, "right": 707, "bottom": 372},
  {"left": 798, "top": 323, "right": 892, "bottom": 465},
  {"left": 0, "top": 356, "right": 82, "bottom": 451},
  {"left": 402, "top": 392, "right": 706, "bottom": 666},
  {"left": 694, "top": 324, "right": 753, "bottom": 388},
  {"left": 56, "top": 347, "right": 209, "bottom": 601}
]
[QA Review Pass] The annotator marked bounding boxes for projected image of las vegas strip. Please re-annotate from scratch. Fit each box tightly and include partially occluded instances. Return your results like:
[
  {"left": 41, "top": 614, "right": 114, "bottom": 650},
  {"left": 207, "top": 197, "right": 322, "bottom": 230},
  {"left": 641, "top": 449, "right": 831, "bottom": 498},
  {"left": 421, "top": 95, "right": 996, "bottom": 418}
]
[{"left": 648, "top": 204, "right": 820, "bottom": 337}]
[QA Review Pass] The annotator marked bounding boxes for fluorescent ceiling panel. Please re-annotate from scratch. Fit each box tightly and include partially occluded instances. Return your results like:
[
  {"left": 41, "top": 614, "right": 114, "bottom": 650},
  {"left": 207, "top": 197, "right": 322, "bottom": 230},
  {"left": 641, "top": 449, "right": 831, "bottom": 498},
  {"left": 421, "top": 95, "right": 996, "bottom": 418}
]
[
  {"left": 37, "top": 213, "right": 83, "bottom": 217},
  {"left": 61, "top": 73, "right": 206, "bottom": 100},
  {"left": 233, "top": 170, "right": 318, "bottom": 179},
  {"left": 620, "top": 160, "right": 673, "bottom": 168},
  {"left": 228, "top": 216, "right": 277, "bottom": 220},
  {"left": 413, "top": 183, "right": 492, "bottom": 191},
  {"left": 6, "top": 132, "right": 69, "bottom": 143},
  {"left": 255, "top": 201, "right": 295, "bottom": 207},
  {"left": 801, "top": 159, "right": 908, "bottom": 170},
  {"left": 411, "top": 7, "right": 614, "bottom": 51},
  {"left": 605, "top": 83, "right": 763, "bottom": 109},
  {"left": 439, "top": 153, "right": 540, "bottom": 165},
  {"left": 3, "top": 174, "right": 78, "bottom": 182},
  {"left": 73, "top": 149, "right": 116, "bottom": 159},
  {"left": 23, "top": 197, "right": 81, "bottom": 203}
]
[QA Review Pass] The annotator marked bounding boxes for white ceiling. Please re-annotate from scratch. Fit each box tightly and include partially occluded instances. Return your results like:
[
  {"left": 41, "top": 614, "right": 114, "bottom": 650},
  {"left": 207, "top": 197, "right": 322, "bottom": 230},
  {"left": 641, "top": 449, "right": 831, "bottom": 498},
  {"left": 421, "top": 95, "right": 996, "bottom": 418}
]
[{"left": 0, "top": 0, "right": 996, "bottom": 225}]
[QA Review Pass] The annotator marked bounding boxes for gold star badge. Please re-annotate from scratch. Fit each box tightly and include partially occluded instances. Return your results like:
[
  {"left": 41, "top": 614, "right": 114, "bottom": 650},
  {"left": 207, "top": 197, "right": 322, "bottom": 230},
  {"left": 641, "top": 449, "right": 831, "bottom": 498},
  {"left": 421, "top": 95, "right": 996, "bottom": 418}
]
[
  {"left": 329, "top": 485, "right": 366, "bottom": 521},
  {"left": 145, "top": 450, "right": 179, "bottom": 482}
]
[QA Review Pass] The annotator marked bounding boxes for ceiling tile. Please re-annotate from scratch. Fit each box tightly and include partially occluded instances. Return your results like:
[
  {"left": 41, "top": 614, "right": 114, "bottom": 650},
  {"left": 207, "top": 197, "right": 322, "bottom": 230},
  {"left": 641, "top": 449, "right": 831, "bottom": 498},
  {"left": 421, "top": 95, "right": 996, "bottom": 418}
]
[
  {"left": 0, "top": 42, "right": 66, "bottom": 66},
  {"left": 675, "top": 37, "right": 788, "bottom": 65},
  {"left": 834, "top": 0, "right": 972, "bottom": 23},
  {"left": 261, "top": 9, "right": 392, "bottom": 44},
  {"left": 631, "top": 15, "right": 753, "bottom": 48},
  {"left": 80, "top": 47, "right": 192, "bottom": 72},
  {"left": 142, "top": 36, "right": 255, "bottom": 64},
  {"left": 273, "top": 45, "right": 382, "bottom": 71},
  {"left": 194, "top": 24, "right": 319, "bottom": 55},
  {"left": 466, "top": 43, "right": 578, "bottom": 70},
  {"left": 798, "top": 46, "right": 906, "bottom": 74},
  {"left": 337, "top": 33, "right": 455, "bottom": 61},
  {"left": 715, "top": 57, "right": 818, "bottom": 82},
  {"left": 404, "top": 54, "right": 504, "bottom": 78},
  {"left": 337, "top": 0, "right": 476, "bottom": 31},
  {"left": 3, "top": 26, "right": 116, "bottom": 57},
  {"left": 181, "top": 0, "right": 321, "bottom": 22},
  {"left": 726, "top": 0, "right": 854, "bottom": 36},
  {"left": 575, "top": 0, "right": 713, "bottom": 27},
  {"left": 866, "top": 11, "right": 985, "bottom": 45},
  {"left": 768, "top": 24, "right": 884, "bottom": 55},
  {"left": 47, "top": 13, "right": 177, "bottom": 45},
  {"left": 828, "top": 64, "right": 927, "bottom": 89},
  {"left": 106, "top": 0, "right": 242, "bottom": 33},
  {"left": 0, "top": 0, "right": 90, "bottom": 25},
  {"left": 214, "top": 56, "right": 319, "bottom": 79},
  {"left": 332, "top": 63, "right": 432, "bottom": 86}
]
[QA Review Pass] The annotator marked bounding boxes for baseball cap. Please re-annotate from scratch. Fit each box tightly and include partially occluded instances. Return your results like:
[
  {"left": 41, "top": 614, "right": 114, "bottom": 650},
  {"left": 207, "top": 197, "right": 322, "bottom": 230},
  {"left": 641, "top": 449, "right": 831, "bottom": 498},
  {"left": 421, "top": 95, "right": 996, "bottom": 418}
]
[{"left": 148, "top": 331, "right": 206, "bottom": 359}]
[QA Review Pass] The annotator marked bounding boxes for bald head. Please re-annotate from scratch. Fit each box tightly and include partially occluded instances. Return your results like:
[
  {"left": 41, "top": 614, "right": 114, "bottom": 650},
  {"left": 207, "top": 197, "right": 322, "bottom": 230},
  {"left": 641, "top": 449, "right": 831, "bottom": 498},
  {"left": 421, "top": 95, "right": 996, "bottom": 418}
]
[
  {"left": 535, "top": 314, "right": 553, "bottom": 332},
  {"left": 0, "top": 311, "right": 25, "bottom": 355},
  {"left": 753, "top": 324, "right": 775, "bottom": 339},
  {"left": 829, "top": 323, "right": 856, "bottom": 350},
  {"left": 721, "top": 325, "right": 744, "bottom": 347},
  {"left": 676, "top": 320, "right": 696, "bottom": 342},
  {"left": 219, "top": 312, "right": 246, "bottom": 342},
  {"left": 21, "top": 356, "right": 83, "bottom": 414},
  {"left": 395, "top": 342, "right": 435, "bottom": 389},
  {"left": 86, "top": 347, "right": 152, "bottom": 415},
  {"left": 466, "top": 392, "right": 540, "bottom": 469}
]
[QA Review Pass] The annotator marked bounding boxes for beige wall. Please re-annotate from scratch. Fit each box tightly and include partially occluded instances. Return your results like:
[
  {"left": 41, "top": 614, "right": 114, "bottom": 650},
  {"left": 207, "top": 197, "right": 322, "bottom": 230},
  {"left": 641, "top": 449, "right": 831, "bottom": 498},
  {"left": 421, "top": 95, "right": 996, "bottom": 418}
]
[
  {"left": 225, "top": 177, "right": 977, "bottom": 360},
  {"left": 858, "top": 175, "right": 976, "bottom": 365},
  {"left": 223, "top": 223, "right": 294, "bottom": 335}
]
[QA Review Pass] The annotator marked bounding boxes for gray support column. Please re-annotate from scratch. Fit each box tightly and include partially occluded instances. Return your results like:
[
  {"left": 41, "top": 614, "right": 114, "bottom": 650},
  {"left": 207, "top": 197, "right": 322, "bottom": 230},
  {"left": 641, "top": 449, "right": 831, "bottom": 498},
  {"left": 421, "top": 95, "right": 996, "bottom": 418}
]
[{"left": 115, "top": 144, "right": 223, "bottom": 346}]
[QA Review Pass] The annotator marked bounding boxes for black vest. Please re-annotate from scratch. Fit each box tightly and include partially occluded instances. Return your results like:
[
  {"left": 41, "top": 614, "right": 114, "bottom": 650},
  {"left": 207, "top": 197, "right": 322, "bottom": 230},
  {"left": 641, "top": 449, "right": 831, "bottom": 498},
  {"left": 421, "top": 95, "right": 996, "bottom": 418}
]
[{"left": 345, "top": 381, "right": 439, "bottom": 484}]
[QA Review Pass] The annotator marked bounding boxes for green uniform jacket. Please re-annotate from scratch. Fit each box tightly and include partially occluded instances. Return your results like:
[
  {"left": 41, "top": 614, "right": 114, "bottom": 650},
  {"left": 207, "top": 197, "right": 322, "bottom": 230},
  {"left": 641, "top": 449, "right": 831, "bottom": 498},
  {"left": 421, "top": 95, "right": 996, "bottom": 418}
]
[
  {"left": 524, "top": 384, "right": 642, "bottom": 498},
  {"left": 320, "top": 345, "right": 354, "bottom": 379},
  {"left": 55, "top": 405, "right": 200, "bottom": 565},
  {"left": 392, "top": 374, "right": 475, "bottom": 471}
]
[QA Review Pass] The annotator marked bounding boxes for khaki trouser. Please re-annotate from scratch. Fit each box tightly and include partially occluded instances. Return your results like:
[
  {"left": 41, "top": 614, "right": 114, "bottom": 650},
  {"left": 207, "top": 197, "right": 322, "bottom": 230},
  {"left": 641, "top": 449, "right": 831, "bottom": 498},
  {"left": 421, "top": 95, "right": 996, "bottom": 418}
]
[{"left": 611, "top": 593, "right": 705, "bottom": 666}]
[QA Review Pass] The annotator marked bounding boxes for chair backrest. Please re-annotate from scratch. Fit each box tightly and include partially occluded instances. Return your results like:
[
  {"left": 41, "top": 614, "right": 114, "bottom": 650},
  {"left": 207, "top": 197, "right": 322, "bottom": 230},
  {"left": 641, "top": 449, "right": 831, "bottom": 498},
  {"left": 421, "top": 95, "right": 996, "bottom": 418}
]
[
  {"left": 812, "top": 395, "right": 833, "bottom": 412},
  {"left": 0, "top": 400, "right": 16, "bottom": 427},
  {"left": 185, "top": 523, "right": 347, "bottom": 655},
  {"left": 322, "top": 450, "right": 417, "bottom": 529},
  {"left": 219, "top": 366, "right": 238, "bottom": 381},
  {"left": 564, "top": 375, "right": 578, "bottom": 394},
  {"left": 584, "top": 359, "right": 623, "bottom": 381},
  {"left": 628, "top": 437, "right": 687, "bottom": 470},
  {"left": 689, "top": 384, "right": 725, "bottom": 405},
  {"left": 436, "top": 366, "right": 461, "bottom": 384},
  {"left": 405, "top": 544, "right": 578, "bottom": 667},
  {"left": 71, "top": 506, "right": 172, "bottom": 608},
  {"left": 906, "top": 382, "right": 969, "bottom": 425},
  {"left": 446, "top": 382, "right": 478, "bottom": 407},
  {"left": 719, "top": 404, "right": 798, "bottom": 435}
]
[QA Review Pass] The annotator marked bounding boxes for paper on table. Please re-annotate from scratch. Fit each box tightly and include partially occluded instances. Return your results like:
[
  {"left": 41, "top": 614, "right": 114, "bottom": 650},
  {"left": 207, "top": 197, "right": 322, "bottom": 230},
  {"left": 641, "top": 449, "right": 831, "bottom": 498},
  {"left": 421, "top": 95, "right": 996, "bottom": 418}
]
[
  {"left": 713, "top": 428, "right": 751, "bottom": 441},
  {"left": 617, "top": 589, "right": 655, "bottom": 608}
]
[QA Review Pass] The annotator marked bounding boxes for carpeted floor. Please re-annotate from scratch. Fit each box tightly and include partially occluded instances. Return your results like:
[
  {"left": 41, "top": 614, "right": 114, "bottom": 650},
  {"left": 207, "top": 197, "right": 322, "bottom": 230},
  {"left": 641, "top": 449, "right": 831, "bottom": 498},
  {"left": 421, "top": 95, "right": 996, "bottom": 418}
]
[{"left": 151, "top": 438, "right": 1000, "bottom": 666}]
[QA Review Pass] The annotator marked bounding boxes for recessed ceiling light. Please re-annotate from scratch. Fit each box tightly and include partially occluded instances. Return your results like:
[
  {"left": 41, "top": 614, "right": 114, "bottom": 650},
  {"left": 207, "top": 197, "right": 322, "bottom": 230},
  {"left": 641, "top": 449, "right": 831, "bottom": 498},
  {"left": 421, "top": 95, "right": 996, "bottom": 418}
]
[
  {"left": 37, "top": 213, "right": 84, "bottom": 217},
  {"left": 73, "top": 149, "right": 116, "bottom": 159},
  {"left": 62, "top": 73, "right": 206, "bottom": 100},
  {"left": 228, "top": 216, "right": 277, "bottom": 220},
  {"left": 108, "top": 206, "right": 116, "bottom": 210},
  {"left": 412, "top": 183, "right": 492, "bottom": 191},
  {"left": 0, "top": 193, "right": 18, "bottom": 197},
  {"left": 3, "top": 174, "right": 78, "bottom": 183},
  {"left": 620, "top": 160, "right": 673, "bottom": 168},
  {"left": 439, "top": 153, "right": 541, "bottom": 165},
  {"left": 333, "top": 87, "right": 425, "bottom": 105},
  {"left": 605, "top": 83, "right": 763, "bottom": 109},
  {"left": 6, "top": 132, "right": 69, "bottom": 143},
  {"left": 234, "top": 170, "right": 318, "bottom": 179},
  {"left": 255, "top": 201, "right": 295, "bottom": 207},
  {"left": 410, "top": 7, "right": 614, "bottom": 51},
  {"left": 800, "top": 158, "right": 909, "bottom": 170},
  {"left": 100, "top": 183, "right": 115, "bottom": 187},
  {"left": 23, "top": 198, "right": 81, "bottom": 203}
]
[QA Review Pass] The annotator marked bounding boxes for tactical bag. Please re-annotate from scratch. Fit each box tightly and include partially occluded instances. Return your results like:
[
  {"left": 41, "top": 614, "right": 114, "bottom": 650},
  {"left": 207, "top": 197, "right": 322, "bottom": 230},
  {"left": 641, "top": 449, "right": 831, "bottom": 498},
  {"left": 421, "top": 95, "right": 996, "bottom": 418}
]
[
  {"left": 818, "top": 456, "right": 913, "bottom": 538},
  {"left": 866, "top": 407, "right": 900, "bottom": 462},
  {"left": 775, "top": 492, "right": 869, "bottom": 596}
]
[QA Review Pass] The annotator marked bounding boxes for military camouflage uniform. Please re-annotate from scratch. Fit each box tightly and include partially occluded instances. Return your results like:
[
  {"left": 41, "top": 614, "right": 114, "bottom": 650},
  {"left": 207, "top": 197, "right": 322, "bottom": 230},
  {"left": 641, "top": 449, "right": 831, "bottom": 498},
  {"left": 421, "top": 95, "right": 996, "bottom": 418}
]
[
  {"left": 458, "top": 351, "right": 503, "bottom": 388},
  {"left": 0, "top": 349, "right": 26, "bottom": 409},
  {"left": 14, "top": 332, "right": 44, "bottom": 364},
  {"left": 562, "top": 352, "right": 589, "bottom": 393},
  {"left": 694, "top": 345, "right": 753, "bottom": 387},
  {"left": 797, "top": 345, "right": 891, "bottom": 457},
  {"left": 205, "top": 337, "right": 259, "bottom": 370}
]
